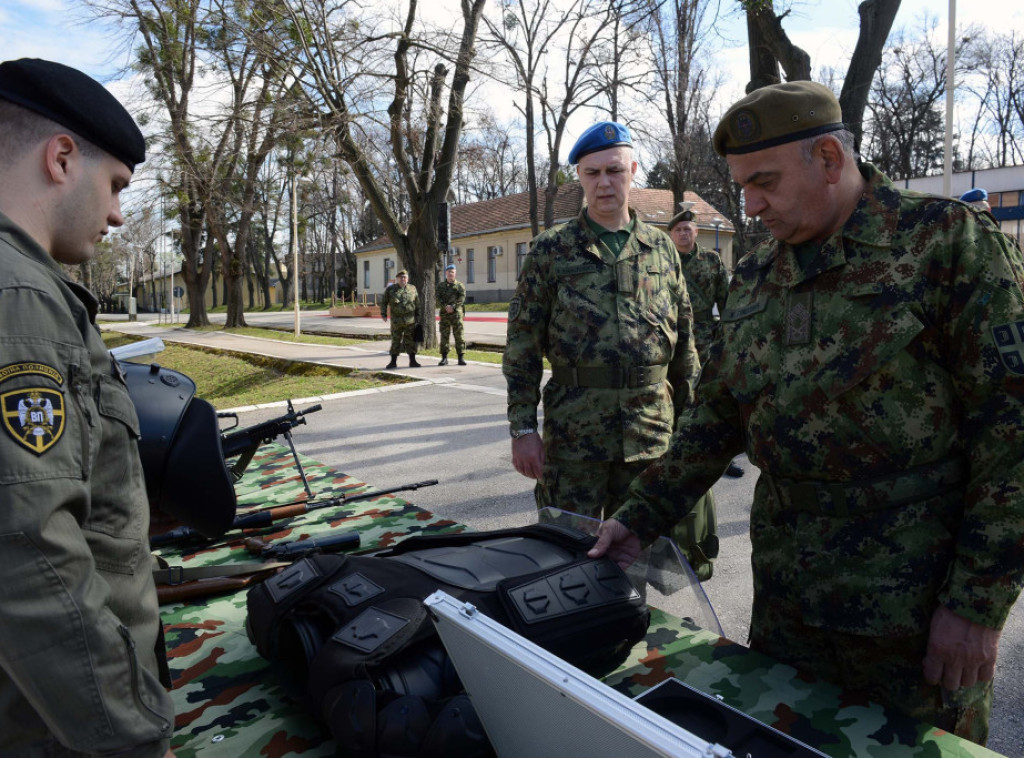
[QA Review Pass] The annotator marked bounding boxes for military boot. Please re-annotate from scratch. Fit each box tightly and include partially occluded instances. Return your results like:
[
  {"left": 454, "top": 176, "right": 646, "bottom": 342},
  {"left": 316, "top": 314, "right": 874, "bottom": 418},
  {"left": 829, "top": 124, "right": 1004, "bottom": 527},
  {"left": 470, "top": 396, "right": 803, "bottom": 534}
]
[
  {"left": 457, "top": 352, "right": 467, "bottom": 366},
  {"left": 408, "top": 353, "right": 421, "bottom": 368},
  {"left": 385, "top": 354, "right": 398, "bottom": 369},
  {"left": 438, "top": 353, "right": 449, "bottom": 366}
]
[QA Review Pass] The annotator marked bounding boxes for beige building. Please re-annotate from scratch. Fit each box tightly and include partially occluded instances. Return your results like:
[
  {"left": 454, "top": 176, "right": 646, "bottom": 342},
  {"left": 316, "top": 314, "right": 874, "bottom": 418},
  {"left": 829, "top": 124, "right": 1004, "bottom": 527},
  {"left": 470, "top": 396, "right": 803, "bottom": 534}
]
[{"left": 354, "top": 184, "right": 736, "bottom": 304}]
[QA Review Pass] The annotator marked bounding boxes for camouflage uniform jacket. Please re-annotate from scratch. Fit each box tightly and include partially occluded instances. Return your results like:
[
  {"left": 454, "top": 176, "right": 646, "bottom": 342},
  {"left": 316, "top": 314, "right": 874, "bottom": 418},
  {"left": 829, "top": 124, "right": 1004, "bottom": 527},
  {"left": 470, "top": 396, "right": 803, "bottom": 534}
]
[
  {"left": 503, "top": 209, "right": 700, "bottom": 463},
  {"left": 680, "top": 243, "right": 729, "bottom": 361},
  {"left": 614, "top": 163, "right": 1024, "bottom": 636},
  {"left": 436, "top": 279, "right": 466, "bottom": 320},
  {"left": 382, "top": 283, "right": 419, "bottom": 326},
  {"left": 0, "top": 212, "right": 173, "bottom": 755}
]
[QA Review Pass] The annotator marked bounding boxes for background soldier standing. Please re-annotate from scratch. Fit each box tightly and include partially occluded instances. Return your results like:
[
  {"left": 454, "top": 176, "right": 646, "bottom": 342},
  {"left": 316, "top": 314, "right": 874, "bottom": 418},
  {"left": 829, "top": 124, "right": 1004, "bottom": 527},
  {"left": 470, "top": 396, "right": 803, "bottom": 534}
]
[
  {"left": 436, "top": 263, "right": 467, "bottom": 365},
  {"left": 503, "top": 121, "right": 706, "bottom": 572},
  {"left": 381, "top": 269, "right": 420, "bottom": 368},
  {"left": 0, "top": 58, "right": 175, "bottom": 756},
  {"left": 591, "top": 81, "right": 1024, "bottom": 745},
  {"left": 668, "top": 208, "right": 745, "bottom": 481}
]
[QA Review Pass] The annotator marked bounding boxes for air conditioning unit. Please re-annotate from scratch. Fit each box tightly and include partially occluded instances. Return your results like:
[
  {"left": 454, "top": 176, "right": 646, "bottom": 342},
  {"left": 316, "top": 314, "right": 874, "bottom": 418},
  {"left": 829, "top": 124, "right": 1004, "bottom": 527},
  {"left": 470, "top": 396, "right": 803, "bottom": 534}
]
[{"left": 495, "top": 246, "right": 504, "bottom": 256}]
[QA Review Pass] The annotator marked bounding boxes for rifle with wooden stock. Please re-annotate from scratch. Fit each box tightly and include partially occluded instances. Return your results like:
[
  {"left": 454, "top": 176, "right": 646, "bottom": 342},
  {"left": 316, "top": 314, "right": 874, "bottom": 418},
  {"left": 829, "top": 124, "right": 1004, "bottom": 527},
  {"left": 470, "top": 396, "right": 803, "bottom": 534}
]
[
  {"left": 149, "top": 479, "right": 439, "bottom": 548},
  {"left": 155, "top": 530, "right": 364, "bottom": 604}
]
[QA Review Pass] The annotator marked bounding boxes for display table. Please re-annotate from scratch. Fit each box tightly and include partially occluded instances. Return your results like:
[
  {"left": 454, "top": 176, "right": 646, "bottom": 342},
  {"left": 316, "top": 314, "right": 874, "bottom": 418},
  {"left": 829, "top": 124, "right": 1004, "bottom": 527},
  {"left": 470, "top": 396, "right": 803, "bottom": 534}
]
[{"left": 156, "top": 446, "right": 1001, "bottom": 757}]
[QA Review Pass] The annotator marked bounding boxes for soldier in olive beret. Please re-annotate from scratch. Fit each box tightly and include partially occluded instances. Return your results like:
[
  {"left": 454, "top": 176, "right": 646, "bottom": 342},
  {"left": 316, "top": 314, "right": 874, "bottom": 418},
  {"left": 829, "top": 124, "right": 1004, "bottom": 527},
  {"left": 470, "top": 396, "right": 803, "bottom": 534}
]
[
  {"left": 593, "top": 80, "right": 1024, "bottom": 746},
  {"left": 381, "top": 269, "right": 420, "bottom": 368},
  {"left": 503, "top": 121, "right": 707, "bottom": 575},
  {"left": 0, "top": 59, "right": 176, "bottom": 756}
]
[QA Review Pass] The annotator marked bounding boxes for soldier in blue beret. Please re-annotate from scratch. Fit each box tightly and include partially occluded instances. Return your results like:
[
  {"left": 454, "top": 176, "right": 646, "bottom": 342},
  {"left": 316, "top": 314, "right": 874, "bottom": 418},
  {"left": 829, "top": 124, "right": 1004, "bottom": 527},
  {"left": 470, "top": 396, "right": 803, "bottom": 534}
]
[
  {"left": 593, "top": 79, "right": 1024, "bottom": 746},
  {"left": 504, "top": 121, "right": 708, "bottom": 575},
  {"left": 0, "top": 59, "right": 176, "bottom": 756}
]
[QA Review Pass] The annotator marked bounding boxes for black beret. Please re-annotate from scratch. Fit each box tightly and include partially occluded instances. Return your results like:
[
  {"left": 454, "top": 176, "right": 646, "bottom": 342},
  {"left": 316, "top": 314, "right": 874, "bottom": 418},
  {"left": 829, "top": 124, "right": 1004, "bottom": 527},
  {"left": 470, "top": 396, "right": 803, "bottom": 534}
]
[
  {"left": 667, "top": 209, "right": 696, "bottom": 230},
  {"left": 0, "top": 58, "right": 145, "bottom": 171},
  {"left": 713, "top": 81, "right": 844, "bottom": 157}
]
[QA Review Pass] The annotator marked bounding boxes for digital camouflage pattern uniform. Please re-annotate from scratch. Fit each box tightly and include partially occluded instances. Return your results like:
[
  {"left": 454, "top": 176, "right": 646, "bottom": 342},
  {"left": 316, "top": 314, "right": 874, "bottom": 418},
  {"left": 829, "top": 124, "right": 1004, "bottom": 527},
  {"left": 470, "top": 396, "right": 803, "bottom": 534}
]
[
  {"left": 504, "top": 208, "right": 701, "bottom": 536},
  {"left": 613, "top": 163, "right": 1024, "bottom": 743},
  {"left": 436, "top": 277, "right": 466, "bottom": 357},
  {"left": 381, "top": 281, "right": 420, "bottom": 358},
  {"left": 680, "top": 243, "right": 730, "bottom": 358},
  {"left": 0, "top": 212, "right": 174, "bottom": 756}
]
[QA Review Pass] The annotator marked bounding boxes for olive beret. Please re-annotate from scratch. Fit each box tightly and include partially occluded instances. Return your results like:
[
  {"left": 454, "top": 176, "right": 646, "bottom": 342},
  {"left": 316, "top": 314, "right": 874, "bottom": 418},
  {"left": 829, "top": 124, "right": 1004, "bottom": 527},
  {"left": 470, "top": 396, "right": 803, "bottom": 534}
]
[
  {"left": 0, "top": 58, "right": 145, "bottom": 171},
  {"left": 396, "top": 269, "right": 408, "bottom": 277},
  {"left": 568, "top": 121, "right": 632, "bottom": 165},
  {"left": 667, "top": 209, "right": 696, "bottom": 231},
  {"left": 713, "top": 81, "right": 845, "bottom": 157}
]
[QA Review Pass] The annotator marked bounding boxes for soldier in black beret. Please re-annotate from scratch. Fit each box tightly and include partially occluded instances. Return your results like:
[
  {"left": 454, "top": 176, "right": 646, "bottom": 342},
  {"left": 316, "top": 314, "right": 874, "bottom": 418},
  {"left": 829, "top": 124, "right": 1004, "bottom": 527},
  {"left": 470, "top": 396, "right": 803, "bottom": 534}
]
[
  {"left": 0, "top": 59, "right": 176, "bottom": 757},
  {"left": 594, "top": 80, "right": 1024, "bottom": 746}
]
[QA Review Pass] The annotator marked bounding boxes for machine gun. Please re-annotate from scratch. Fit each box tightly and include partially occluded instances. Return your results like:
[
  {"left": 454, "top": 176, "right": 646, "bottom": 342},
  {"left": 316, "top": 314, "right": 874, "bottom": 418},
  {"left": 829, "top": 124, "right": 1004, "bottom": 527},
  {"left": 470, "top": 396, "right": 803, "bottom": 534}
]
[{"left": 220, "top": 400, "right": 322, "bottom": 497}]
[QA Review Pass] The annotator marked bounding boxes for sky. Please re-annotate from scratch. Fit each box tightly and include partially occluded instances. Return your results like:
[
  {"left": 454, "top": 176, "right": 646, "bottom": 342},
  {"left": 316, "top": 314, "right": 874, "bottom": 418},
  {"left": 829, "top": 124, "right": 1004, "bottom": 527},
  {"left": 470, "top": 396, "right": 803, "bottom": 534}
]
[{"left": 3, "top": 0, "right": 1022, "bottom": 161}]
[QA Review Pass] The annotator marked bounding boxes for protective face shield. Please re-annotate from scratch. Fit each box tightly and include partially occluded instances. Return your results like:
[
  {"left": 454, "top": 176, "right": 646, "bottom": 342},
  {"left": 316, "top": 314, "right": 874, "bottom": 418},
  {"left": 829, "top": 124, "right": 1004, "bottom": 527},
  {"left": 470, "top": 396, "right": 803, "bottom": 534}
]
[{"left": 120, "top": 361, "right": 237, "bottom": 539}]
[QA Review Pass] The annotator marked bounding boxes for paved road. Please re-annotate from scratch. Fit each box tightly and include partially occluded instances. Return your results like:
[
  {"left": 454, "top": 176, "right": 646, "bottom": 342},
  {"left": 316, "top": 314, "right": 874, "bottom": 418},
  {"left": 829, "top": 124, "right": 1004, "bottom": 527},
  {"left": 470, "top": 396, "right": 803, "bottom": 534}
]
[{"left": 104, "top": 317, "right": 1023, "bottom": 756}]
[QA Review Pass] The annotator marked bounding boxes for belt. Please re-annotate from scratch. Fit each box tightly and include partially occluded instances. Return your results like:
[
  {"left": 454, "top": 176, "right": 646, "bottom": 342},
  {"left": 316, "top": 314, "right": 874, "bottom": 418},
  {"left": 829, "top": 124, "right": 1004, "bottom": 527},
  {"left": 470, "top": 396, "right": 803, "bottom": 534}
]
[
  {"left": 764, "top": 456, "right": 968, "bottom": 518},
  {"left": 549, "top": 364, "right": 668, "bottom": 389}
]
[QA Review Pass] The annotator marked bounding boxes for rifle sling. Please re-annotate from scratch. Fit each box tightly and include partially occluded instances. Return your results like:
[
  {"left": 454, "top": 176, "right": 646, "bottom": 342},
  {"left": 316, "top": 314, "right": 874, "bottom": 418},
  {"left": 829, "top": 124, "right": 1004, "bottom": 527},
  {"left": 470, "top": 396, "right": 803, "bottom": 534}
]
[{"left": 154, "top": 561, "right": 291, "bottom": 586}]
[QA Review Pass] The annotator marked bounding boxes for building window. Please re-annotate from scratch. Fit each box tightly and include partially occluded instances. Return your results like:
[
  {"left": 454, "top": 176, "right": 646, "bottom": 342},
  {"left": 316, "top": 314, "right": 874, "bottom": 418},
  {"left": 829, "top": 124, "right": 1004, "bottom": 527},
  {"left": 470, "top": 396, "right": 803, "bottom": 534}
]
[
  {"left": 516, "top": 242, "right": 527, "bottom": 278},
  {"left": 487, "top": 246, "right": 498, "bottom": 283},
  {"left": 384, "top": 257, "right": 394, "bottom": 285},
  {"left": 363, "top": 260, "right": 370, "bottom": 290},
  {"left": 467, "top": 249, "right": 475, "bottom": 283}
]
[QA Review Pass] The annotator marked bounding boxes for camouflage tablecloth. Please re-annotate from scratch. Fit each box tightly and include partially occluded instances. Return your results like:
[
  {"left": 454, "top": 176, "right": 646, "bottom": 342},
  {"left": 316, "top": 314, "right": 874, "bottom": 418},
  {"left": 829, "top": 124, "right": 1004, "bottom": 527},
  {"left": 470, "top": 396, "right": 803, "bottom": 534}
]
[{"left": 156, "top": 446, "right": 1001, "bottom": 757}]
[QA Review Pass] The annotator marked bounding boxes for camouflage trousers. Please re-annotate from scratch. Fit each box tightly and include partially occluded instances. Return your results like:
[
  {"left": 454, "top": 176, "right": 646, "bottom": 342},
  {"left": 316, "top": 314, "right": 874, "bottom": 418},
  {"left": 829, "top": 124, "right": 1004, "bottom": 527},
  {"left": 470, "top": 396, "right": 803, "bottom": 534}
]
[
  {"left": 389, "top": 323, "right": 417, "bottom": 355},
  {"left": 439, "top": 314, "right": 465, "bottom": 354},
  {"left": 534, "top": 457, "right": 718, "bottom": 580},
  {"left": 750, "top": 595, "right": 993, "bottom": 745}
]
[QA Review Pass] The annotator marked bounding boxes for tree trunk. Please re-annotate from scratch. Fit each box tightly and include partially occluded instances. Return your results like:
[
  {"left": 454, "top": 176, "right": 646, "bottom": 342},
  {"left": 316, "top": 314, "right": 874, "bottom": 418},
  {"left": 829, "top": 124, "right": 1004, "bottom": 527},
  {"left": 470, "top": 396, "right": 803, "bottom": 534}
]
[{"left": 839, "top": 0, "right": 902, "bottom": 152}]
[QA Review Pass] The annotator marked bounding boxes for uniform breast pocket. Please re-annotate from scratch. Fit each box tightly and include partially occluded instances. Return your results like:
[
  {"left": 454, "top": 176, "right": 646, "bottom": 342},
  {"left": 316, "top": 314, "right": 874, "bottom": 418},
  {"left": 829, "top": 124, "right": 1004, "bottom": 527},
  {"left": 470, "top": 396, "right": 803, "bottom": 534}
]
[
  {"left": 808, "top": 302, "right": 947, "bottom": 457},
  {"left": 552, "top": 265, "right": 610, "bottom": 335},
  {"left": 83, "top": 374, "right": 147, "bottom": 560}
]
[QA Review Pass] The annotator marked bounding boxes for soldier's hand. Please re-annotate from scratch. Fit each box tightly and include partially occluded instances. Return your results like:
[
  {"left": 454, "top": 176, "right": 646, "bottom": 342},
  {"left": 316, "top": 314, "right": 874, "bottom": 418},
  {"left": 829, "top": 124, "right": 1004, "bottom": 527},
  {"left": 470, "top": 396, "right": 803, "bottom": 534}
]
[
  {"left": 511, "top": 433, "right": 544, "bottom": 479},
  {"left": 445, "top": 304, "right": 454, "bottom": 313},
  {"left": 164, "top": 750, "right": 177, "bottom": 758},
  {"left": 922, "top": 605, "right": 1001, "bottom": 690},
  {"left": 588, "top": 519, "right": 642, "bottom": 570}
]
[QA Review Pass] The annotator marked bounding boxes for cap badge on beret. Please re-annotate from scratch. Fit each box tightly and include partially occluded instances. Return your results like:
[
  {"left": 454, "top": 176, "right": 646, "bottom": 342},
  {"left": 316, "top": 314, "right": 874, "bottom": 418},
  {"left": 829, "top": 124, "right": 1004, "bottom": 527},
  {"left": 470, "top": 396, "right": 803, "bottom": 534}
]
[
  {"left": 733, "top": 109, "right": 760, "bottom": 143},
  {"left": 603, "top": 124, "right": 615, "bottom": 140}
]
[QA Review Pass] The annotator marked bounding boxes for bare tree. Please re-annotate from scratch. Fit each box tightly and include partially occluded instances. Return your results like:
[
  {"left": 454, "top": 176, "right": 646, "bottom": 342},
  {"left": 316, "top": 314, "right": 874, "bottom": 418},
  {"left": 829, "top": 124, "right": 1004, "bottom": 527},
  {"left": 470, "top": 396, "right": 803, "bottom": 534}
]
[
  {"left": 862, "top": 19, "right": 964, "bottom": 180},
  {"left": 483, "top": 0, "right": 582, "bottom": 236},
  {"left": 251, "top": 0, "right": 486, "bottom": 348},
  {"left": 961, "top": 28, "right": 1024, "bottom": 168},
  {"left": 739, "top": 0, "right": 901, "bottom": 151}
]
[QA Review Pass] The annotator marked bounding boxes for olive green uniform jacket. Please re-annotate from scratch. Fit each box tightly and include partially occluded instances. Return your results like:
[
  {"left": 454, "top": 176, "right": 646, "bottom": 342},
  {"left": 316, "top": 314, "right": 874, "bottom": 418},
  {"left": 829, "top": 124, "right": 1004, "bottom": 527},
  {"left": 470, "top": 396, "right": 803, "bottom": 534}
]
[
  {"left": 0, "top": 212, "right": 173, "bottom": 756},
  {"left": 615, "top": 164, "right": 1024, "bottom": 637},
  {"left": 503, "top": 209, "right": 700, "bottom": 463},
  {"left": 679, "top": 244, "right": 729, "bottom": 361},
  {"left": 381, "top": 283, "right": 419, "bottom": 327}
]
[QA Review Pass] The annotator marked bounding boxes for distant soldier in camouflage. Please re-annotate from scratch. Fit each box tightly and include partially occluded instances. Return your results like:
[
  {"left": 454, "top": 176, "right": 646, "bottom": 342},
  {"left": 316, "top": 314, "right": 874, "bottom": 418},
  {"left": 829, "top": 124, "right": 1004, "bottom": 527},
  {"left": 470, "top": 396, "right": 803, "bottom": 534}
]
[
  {"left": 668, "top": 208, "right": 745, "bottom": 479},
  {"left": 436, "top": 263, "right": 467, "bottom": 366},
  {"left": 381, "top": 269, "right": 420, "bottom": 368},
  {"left": 591, "top": 82, "right": 1024, "bottom": 745},
  {"left": 503, "top": 121, "right": 701, "bottom": 561}
]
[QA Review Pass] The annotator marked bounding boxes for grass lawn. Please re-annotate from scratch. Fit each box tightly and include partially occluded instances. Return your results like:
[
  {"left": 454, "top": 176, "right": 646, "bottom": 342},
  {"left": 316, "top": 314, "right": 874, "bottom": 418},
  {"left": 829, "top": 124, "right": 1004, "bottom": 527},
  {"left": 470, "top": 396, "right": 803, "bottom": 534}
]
[{"left": 103, "top": 332, "right": 407, "bottom": 409}]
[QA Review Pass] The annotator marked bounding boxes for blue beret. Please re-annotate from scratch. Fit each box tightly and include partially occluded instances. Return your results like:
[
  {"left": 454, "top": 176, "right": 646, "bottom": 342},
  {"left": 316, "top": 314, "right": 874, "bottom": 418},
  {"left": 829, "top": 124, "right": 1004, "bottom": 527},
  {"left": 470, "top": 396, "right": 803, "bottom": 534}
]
[
  {"left": 444, "top": 264, "right": 456, "bottom": 271},
  {"left": 568, "top": 121, "right": 632, "bottom": 165},
  {"left": 959, "top": 188, "right": 988, "bottom": 203},
  {"left": 0, "top": 58, "right": 145, "bottom": 171}
]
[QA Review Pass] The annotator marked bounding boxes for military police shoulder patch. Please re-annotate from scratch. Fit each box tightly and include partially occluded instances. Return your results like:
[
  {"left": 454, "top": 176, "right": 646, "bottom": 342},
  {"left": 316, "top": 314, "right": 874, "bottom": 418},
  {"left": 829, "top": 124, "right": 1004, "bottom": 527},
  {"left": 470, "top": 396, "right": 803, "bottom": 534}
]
[
  {"left": 993, "top": 319, "right": 1024, "bottom": 374},
  {"left": 508, "top": 296, "right": 523, "bottom": 322},
  {"left": 0, "top": 361, "right": 64, "bottom": 385},
  {"left": 1, "top": 388, "right": 66, "bottom": 455}
]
